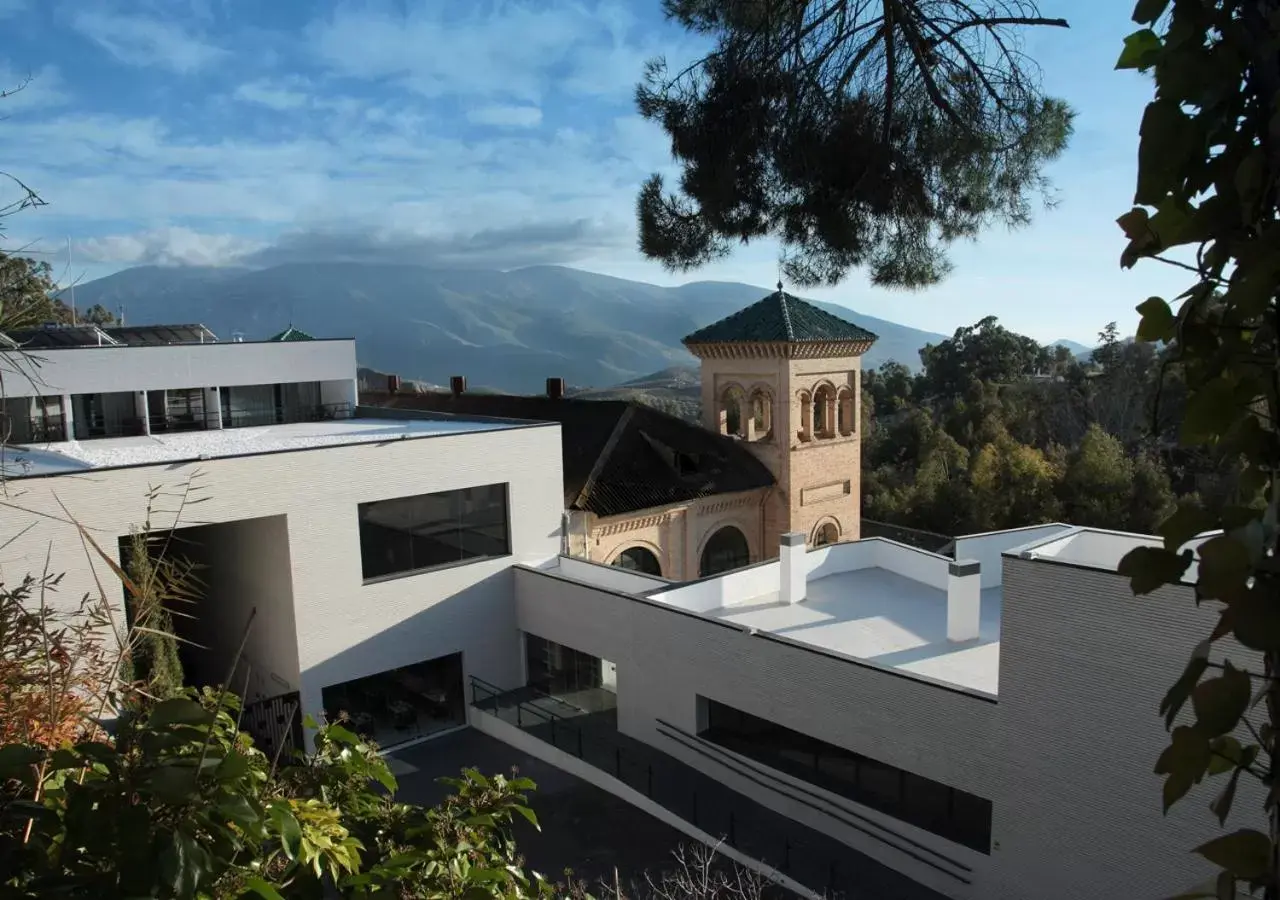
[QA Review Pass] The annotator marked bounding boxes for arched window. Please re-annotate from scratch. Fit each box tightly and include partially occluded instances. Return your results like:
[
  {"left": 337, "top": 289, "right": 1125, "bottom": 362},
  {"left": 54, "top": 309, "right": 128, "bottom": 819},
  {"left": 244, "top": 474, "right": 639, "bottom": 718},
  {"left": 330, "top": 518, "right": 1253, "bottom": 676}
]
[
  {"left": 700, "top": 526, "right": 751, "bottom": 577},
  {"left": 612, "top": 546, "right": 662, "bottom": 576},
  {"left": 837, "top": 388, "right": 855, "bottom": 436},
  {"left": 720, "top": 385, "right": 747, "bottom": 438},
  {"left": 813, "top": 522, "right": 839, "bottom": 547},
  {"left": 749, "top": 387, "right": 772, "bottom": 441},
  {"left": 813, "top": 385, "right": 836, "bottom": 438},
  {"left": 797, "top": 390, "right": 813, "bottom": 442}
]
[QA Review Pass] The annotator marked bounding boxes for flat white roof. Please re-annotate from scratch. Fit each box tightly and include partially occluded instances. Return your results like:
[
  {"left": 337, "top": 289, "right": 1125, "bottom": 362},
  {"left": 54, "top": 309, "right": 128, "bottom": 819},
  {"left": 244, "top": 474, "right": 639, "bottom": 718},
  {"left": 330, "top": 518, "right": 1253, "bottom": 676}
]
[
  {"left": 0, "top": 417, "right": 522, "bottom": 477},
  {"left": 709, "top": 571, "right": 1002, "bottom": 696}
]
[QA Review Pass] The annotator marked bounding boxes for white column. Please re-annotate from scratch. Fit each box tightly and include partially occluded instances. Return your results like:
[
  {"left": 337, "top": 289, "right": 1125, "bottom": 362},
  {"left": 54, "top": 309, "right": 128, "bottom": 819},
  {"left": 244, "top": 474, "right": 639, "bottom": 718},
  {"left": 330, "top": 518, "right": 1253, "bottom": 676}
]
[
  {"left": 947, "top": 559, "right": 982, "bottom": 642},
  {"left": 134, "top": 392, "right": 151, "bottom": 435},
  {"left": 59, "top": 394, "right": 74, "bottom": 441},
  {"left": 203, "top": 387, "right": 223, "bottom": 430},
  {"left": 780, "top": 532, "right": 807, "bottom": 605}
]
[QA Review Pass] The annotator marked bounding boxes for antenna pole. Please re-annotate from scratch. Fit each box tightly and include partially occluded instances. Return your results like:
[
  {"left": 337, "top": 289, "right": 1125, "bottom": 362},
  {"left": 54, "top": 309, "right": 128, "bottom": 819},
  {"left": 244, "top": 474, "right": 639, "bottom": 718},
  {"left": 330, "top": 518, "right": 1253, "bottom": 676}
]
[{"left": 66, "top": 236, "right": 76, "bottom": 325}]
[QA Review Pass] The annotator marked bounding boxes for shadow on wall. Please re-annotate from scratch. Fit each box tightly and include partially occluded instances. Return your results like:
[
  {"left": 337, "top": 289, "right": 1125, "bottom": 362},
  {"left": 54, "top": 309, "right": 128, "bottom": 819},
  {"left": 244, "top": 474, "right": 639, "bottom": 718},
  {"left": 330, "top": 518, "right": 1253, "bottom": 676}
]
[{"left": 300, "top": 567, "right": 523, "bottom": 740}]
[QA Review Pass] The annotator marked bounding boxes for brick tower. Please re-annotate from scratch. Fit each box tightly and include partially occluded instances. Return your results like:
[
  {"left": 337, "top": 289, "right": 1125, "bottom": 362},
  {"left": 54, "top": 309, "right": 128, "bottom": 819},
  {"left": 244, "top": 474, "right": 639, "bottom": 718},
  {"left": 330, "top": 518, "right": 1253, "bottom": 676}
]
[{"left": 682, "top": 284, "right": 878, "bottom": 551}]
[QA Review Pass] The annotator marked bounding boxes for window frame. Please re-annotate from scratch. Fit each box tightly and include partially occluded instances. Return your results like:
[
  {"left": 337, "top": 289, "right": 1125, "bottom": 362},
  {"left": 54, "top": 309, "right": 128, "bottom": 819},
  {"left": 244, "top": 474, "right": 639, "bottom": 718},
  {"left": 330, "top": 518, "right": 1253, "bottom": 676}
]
[
  {"left": 698, "top": 697, "right": 993, "bottom": 853},
  {"left": 357, "top": 482, "right": 512, "bottom": 584}
]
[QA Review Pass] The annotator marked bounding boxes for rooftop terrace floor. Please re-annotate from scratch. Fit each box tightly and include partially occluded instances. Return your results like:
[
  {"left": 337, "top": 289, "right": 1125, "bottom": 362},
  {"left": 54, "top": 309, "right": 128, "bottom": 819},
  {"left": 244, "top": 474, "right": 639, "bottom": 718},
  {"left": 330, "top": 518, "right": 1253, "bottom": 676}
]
[
  {"left": 0, "top": 417, "right": 520, "bottom": 477},
  {"left": 708, "top": 568, "right": 1002, "bottom": 696}
]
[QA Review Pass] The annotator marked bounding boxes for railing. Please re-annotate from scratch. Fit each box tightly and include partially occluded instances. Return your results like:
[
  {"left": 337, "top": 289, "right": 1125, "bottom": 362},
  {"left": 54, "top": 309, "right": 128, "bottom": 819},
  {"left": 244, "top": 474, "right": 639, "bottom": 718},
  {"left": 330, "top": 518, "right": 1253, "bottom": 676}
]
[
  {"left": 241, "top": 690, "right": 304, "bottom": 767},
  {"left": 861, "top": 520, "right": 955, "bottom": 556},
  {"left": 470, "top": 677, "right": 937, "bottom": 899},
  {"left": 222, "top": 402, "right": 354, "bottom": 429},
  {"left": 2, "top": 414, "right": 67, "bottom": 443}
]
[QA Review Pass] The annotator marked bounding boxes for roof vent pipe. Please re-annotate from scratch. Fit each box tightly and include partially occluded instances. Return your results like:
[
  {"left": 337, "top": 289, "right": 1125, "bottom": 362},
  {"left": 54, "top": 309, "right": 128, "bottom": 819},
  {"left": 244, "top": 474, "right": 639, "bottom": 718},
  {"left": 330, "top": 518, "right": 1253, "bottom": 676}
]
[
  {"left": 450, "top": 375, "right": 466, "bottom": 396},
  {"left": 547, "top": 377, "right": 565, "bottom": 399},
  {"left": 780, "top": 532, "right": 807, "bottom": 605}
]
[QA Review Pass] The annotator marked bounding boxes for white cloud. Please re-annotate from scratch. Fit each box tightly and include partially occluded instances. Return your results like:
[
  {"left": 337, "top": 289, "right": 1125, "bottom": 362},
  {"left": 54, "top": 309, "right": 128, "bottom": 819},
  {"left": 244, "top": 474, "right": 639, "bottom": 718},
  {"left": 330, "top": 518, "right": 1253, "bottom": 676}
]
[
  {"left": 0, "top": 65, "right": 70, "bottom": 112},
  {"left": 465, "top": 104, "right": 542, "bottom": 128},
  {"left": 0, "top": 0, "right": 27, "bottom": 18},
  {"left": 233, "top": 78, "right": 310, "bottom": 111},
  {"left": 305, "top": 0, "right": 696, "bottom": 103},
  {"left": 68, "top": 8, "right": 227, "bottom": 73},
  {"left": 75, "top": 227, "right": 265, "bottom": 266}
]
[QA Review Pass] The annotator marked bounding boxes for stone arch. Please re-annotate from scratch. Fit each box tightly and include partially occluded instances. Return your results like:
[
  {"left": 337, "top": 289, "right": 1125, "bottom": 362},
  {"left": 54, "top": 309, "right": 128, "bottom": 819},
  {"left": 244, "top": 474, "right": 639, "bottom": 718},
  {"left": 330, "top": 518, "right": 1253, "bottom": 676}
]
[
  {"left": 812, "top": 518, "right": 841, "bottom": 547},
  {"left": 698, "top": 524, "right": 751, "bottom": 577},
  {"left": 812, "top": 381, "right": 837, "bottom": 439},
  {"left": 836, "top": 386, "right": 855, "bottom": 436},
  {"left": 611, "top": 544, "right": 664, "bottom": 576},
  {"left": 747, "top": 382, "right": 774, "bottom": 441},
  {"left": 718, "top": 382, "right": 748, "bottom": 438},
  {"left": 796, "top": 389, "right": 813, "bottom": 442}
]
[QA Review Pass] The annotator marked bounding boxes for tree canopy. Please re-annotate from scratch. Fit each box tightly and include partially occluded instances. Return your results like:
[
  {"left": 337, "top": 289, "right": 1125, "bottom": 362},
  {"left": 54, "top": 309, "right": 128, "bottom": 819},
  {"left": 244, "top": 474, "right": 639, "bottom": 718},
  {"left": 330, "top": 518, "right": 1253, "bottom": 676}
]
[{"left": 636, "top": 0, "right": 1075, "bottom": 287}]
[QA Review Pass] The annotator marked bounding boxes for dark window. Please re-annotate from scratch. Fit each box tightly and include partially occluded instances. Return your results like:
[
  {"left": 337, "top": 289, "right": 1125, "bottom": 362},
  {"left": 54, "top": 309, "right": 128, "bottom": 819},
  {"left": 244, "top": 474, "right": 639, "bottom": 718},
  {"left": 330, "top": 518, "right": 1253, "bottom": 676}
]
[
  {"left": 612, "top": 546, "right": 662, "bottom": 576},
  {"left": 699, "top": 526, "right": 750, "bottom": 577},
  {"left": 699, "top": 698, "right": 992, "bottom": 853},
  {"left": 358, "top": 483, "right": 510, "bottom": 581}
]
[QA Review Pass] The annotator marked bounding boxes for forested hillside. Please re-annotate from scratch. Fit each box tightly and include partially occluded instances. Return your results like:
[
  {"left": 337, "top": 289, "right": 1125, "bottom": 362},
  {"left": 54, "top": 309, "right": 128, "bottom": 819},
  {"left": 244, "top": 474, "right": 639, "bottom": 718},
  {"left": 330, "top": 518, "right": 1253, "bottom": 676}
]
[{"left": 860, "top": 317, "right": 1236, "bottom": 538}]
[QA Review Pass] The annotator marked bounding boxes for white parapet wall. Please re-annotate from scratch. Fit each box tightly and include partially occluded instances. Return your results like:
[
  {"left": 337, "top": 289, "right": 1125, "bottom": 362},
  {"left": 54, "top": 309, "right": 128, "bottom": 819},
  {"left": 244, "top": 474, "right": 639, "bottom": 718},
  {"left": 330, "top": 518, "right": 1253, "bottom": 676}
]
[
  {"left": 0, "top": 339, "right": 358, "bottom": 398},
  {"left": 953, "top": 524, "right": 1073, "bottom": 589}
]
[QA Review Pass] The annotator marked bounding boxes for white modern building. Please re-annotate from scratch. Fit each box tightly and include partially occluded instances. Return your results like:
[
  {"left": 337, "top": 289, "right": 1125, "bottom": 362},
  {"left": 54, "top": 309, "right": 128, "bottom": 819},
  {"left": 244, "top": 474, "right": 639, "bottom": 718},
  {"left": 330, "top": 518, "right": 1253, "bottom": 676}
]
[
  {"left": 0, "top": 324, "right": 564, "bottom": 752},
  {"left": 0, "top": 323, "right": 1256, "bottom": 900}
]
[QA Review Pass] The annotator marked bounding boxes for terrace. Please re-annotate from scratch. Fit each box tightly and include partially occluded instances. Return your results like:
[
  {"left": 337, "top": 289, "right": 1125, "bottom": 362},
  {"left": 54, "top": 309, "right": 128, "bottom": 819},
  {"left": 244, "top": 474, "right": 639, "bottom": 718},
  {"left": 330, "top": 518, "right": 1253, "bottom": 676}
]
[{"left": 0, "top": 413, "right": 534, "bottom": 478}]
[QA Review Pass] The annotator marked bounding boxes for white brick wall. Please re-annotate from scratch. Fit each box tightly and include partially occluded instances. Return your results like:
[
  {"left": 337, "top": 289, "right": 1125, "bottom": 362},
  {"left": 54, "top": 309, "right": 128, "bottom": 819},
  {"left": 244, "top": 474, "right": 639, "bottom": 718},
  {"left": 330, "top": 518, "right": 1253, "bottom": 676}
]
[
  {"left": 0, "top": 420, "right": 565, "bottom": 729},
  {"left": 513, "top": 566, "right": 997, "bottom": 898},
  {"left": 515, "top": 550, "right": 1271, "bottom": 900},
  {"left": 0, "top": 339, "right": 358, "bottom": 398},
  {"left": 993, "top": 556, "right": 1266, "bottom": 900}
]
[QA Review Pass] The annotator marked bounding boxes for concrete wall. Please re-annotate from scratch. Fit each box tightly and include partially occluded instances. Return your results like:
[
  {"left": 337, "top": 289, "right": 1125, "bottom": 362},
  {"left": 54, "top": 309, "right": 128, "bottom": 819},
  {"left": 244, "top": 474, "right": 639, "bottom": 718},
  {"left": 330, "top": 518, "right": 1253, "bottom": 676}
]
[
  {"left": 0, "top": 420, "right": 564, "bottom": 733},
  {"left": 513, "top": 566, "right": 997, "bottom": 898},
  {"left": 953, "top": 524, "right": 1071, "bottom": 588},
  {"left": 178, "top": 516, "right": 301, "bottom": 703},
  {"left": 553, "top": 556, "right": 671, "bottom": 594},
  {"left": 0, "top": 340, "right": 357, "bottom": 399},
  {"left": 992, "top": 556, "right": 1266, "bottom": 900}
]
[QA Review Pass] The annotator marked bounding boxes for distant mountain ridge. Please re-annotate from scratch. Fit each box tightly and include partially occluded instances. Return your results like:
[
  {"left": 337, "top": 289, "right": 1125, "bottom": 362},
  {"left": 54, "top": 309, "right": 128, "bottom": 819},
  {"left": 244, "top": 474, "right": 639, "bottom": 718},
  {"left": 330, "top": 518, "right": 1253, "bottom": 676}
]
[{"left": 65, "top": 263, "right": 953, "bottom": 393}]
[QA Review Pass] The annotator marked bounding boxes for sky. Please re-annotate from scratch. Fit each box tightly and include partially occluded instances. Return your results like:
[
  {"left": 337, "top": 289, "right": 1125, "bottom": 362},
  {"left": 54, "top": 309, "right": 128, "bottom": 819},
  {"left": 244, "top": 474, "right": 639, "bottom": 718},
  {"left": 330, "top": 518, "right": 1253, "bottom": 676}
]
[{"left": 0, "top": 0, "right": 1187, "bottom": 345}]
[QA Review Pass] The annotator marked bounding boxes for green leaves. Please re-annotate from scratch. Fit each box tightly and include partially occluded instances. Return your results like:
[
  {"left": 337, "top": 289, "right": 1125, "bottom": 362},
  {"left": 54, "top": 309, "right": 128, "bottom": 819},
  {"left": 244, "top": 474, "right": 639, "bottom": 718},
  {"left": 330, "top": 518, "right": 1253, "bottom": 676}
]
[
  {"left": 1136, "top": 296, "right": 1176, "bottom": 343},
  {"left": 1190, "top": 663, "right": 1250, "bottom": 737},
  {"left": 1161, "top": 648, "right": 1209, "bottom": 729},
  {"left": 1117, "top": 28, "right": 1164, "bottom": 70},
  {"left": 1117, "top": 545, "right": 1192, "bottom": 594},
  {"left": 1195, "top": 830, "right": 1272, "bottom": 880},
  {"left": 269, "top": 801, "right": 304, "bottom": 860},
  {"left": 1156, "top": 726, "right": 1212, "bottom": 812},
  {"left": 149, "top": 697, "right": 214, "bottom": 729}
]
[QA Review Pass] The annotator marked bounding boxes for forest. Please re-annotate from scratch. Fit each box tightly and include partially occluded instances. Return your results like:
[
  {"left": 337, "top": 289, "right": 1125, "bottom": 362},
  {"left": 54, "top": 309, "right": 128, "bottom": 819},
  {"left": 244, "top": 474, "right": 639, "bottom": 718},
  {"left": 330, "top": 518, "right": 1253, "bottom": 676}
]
[{"left": 859, "top": 316, "right": 1240, "bottom": 539}]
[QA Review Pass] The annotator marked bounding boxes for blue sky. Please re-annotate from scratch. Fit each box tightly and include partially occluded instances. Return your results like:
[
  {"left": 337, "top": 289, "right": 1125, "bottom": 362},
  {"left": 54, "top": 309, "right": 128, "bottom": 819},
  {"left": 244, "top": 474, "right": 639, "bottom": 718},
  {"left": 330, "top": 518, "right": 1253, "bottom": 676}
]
[{"left": 0, "top": 0, "right": 1185, "bottom": 344}]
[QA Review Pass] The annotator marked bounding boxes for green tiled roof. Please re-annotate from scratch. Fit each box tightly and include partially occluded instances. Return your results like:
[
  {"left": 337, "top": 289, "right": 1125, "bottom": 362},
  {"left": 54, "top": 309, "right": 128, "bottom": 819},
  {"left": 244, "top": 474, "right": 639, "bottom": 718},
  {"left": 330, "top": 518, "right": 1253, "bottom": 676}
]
[
  {"left": 683, "top": 288, "right": 878, "bottom": 346},
  {"left": 267, "top": 326, "right": 316, "bottom": 342}
]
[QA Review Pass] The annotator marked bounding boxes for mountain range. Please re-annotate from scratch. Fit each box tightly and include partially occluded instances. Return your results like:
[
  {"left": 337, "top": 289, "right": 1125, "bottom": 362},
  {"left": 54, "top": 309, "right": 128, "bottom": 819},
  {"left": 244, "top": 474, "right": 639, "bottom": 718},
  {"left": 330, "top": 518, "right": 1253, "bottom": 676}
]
[{"left": 64, "top": 263, "right": 953, "bottom": 393}]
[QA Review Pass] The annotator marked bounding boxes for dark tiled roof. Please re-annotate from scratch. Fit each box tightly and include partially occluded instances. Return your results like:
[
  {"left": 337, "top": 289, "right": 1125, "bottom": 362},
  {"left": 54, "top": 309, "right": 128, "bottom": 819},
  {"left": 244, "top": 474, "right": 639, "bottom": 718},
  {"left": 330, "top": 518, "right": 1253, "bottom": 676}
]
[
  {"left": 363, "top": 391, "right": 776, "bottom": 517},
  {"left": 267, "top": 326, "right": 316, "bottom": 342},
  {"left": 4, "top": 324, "right": 121, "bottom": 348},
  {"left": 104, "top": 324, "right": 219, "bottom": 345},
  {"left": 683, "top": 287, "right": 878, "bottom": 346}
]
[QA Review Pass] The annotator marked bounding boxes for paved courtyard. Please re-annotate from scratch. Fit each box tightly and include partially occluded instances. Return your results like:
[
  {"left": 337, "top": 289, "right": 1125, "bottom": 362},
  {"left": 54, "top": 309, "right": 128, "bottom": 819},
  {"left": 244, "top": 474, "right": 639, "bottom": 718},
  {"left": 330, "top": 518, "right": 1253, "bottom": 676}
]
[{"left": 388, "top": 728, "right": 758, "bottom": 894}]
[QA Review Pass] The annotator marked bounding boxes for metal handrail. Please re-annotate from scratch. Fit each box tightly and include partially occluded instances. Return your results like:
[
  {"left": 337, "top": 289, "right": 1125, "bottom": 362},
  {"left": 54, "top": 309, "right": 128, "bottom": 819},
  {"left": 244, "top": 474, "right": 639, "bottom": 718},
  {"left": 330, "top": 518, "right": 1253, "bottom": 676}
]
[{"left": 467, "top": 677, "right": 853, "bottom": 896}]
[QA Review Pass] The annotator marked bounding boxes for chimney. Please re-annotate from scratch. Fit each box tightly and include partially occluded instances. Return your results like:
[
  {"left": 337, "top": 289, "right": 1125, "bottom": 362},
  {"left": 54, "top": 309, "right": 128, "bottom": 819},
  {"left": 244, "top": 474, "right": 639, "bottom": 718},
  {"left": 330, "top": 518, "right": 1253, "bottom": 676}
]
[
  {"left": 546, "top": 377, "right": 565, "bottom": 400},
  {"left": 947, "top": 559, "right": 982, "bottom": 642},
  {"left": 450, "top": 375, "right": 467, "bottom": 396},
  {"left": 780, "top": 532, "right": 807, "bottom": 605},
  {"left": 387, "top": 374, "right": 402, "bottom": 394}
]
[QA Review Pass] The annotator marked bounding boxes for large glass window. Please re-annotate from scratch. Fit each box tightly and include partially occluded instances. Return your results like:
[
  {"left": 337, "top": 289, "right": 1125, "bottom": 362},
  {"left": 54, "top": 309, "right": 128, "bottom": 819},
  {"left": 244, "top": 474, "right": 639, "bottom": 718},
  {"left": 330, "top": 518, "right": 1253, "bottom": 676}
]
[
  {"left": 612, "top": 546, "right": 662, "bottom": 576},
  {"left": 699, "top": 698, "right": 992, "bottom": 853},
  {"left": 699, "top": 526, "right": 750, "bottom": 577},
  {"left": 358, "top": 484, "right": 510, "bottom": 581}
]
